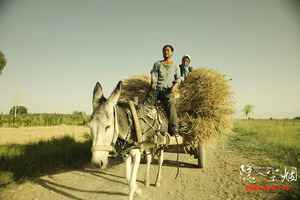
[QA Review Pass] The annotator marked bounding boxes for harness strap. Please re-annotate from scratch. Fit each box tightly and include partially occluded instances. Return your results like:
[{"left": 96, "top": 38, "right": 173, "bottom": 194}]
[
  {"left": 128, "top": 100, "right": 143, "bottom": 143},
  {"left": 111, "top": 105, "right": 119, "bottom": 146}
]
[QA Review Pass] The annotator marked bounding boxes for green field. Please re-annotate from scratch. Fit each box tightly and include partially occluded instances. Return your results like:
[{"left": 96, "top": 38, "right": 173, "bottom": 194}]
[
  {"left": 0, "top": 113, "right": 89, "bottom": 127},
  {"left": 230, "top": 119, "right": 300, "bottom": 199},
  {"left": 231, "top": 119, "right": 300, "bottom": 167}
]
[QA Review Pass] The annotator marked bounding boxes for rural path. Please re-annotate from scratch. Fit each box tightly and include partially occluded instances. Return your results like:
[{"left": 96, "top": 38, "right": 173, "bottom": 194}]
[{"left": 0, "top": 134, "right": 281, "bottom": 200}]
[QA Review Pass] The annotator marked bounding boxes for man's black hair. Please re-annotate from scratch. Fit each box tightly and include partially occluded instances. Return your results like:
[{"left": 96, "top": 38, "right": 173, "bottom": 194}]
[{"left": 162, "top": 44, "right": 174, "bottom": 52}]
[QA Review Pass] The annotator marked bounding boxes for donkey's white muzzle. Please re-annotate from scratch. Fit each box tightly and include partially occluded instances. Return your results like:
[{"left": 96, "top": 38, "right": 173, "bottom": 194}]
[{"left": 91, "top": 150, "right": 109, "bottom": 169}]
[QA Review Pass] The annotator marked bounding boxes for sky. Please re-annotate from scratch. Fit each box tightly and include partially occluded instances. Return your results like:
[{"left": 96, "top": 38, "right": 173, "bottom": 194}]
[{"left": 0, "top": 0, "right": 299, "bottom": 118}]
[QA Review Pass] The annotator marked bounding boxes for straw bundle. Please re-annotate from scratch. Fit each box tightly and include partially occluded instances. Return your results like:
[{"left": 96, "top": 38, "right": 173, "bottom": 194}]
[
  {"left": 119, "top": 75, "right": 151, "bottom": 103},
  {"left": 119, "top": 68, "right": 234, "bottom": 149},
  {"left": 176, "top": 68, "right": 234, "bottom": 145}
]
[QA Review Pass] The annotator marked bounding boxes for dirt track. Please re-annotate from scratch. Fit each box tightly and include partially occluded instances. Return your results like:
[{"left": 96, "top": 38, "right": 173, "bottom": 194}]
[{"left": 1, "top": 133, "right": 284, "bottom": 200}]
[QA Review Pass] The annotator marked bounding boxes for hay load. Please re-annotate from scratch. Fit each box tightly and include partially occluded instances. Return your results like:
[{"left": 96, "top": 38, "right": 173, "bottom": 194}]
[
  {"left": 119, "top": 75, "right": 151, "bottom": 103},
  {"left": 176, "top": 68, "right": 234, "bottom": 147},
  {"left": 119, "top": 68, "right": 234, "bottom": 149}
]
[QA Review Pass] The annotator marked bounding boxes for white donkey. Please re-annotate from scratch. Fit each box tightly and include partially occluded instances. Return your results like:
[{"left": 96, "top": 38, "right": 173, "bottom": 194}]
[{"left": 88, "top": 81, "right": 168, "bottom": 200}]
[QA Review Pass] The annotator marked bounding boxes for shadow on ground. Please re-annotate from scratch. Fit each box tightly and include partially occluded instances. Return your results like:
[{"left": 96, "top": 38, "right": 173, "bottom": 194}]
[
  {"left": 34, "top": 177, "right": 127, "bottom": 200},
  {"left": 0, "top": 136, "right": 92, "bottom": 186}
]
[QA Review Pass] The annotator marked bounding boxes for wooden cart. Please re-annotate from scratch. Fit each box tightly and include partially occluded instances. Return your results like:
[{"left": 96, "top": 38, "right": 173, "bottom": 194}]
[
  {"left": 165, "top": 135, "right": 205, "bottom": 168},
  {"left": 129, "top": 100, "right": 205, "bottom": 169}
]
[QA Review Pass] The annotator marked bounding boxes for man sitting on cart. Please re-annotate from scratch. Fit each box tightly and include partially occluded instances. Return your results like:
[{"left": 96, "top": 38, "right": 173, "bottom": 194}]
[{"left": 150, "top": 44, "right": 181, "bottom": 136}]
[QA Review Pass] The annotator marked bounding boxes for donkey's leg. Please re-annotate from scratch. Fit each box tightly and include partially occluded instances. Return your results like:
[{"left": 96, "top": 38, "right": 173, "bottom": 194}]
[
  {"left": 129, "top": 149, "right": 141, "bottom": 200},
  {"left": 155, "top": 149, "right": 164, "bottom": 187},
  {"left": 144, "top": 150, "right": 152, "bottom": 187},
  {"left": 125, "top": 155, "right": 132, "bottom": 184}
]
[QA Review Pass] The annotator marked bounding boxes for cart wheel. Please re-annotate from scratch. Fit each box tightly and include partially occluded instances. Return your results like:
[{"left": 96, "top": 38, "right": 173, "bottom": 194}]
[{"left": 197, "top": 142, "right": 205, "bottom": 168}]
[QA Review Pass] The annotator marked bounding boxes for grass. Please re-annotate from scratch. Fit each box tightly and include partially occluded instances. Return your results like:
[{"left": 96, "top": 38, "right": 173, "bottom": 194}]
[
  {"left": 0, "top": 135, "right": 92, "bottom": 186},
  {"left": 229, "top": 119, "right": 300, "bottom": 199},
  {"left": 231, "top": 119, "right": 300, "bottom": 167}
]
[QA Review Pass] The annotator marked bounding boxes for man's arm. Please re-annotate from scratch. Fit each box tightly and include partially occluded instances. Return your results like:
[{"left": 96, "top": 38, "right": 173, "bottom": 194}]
[
  {"left": 171, "top": 65, "right": 181, "bottom": 98},
  {"left": 174, "top": 65, "right": 182, "bottom": 83}
]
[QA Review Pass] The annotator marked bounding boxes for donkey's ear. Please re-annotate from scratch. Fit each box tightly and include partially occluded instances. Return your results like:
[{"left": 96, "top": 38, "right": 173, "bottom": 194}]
[
  {"left": 93, "top": 82, "right": 104, "bottom": 110},
  {"left": 108, "top": 81, "right": 122, "bottom": 106}
]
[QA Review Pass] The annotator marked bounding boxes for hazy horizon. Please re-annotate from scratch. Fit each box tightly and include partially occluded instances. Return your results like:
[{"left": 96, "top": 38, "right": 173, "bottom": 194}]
[{"left": 0, "top": 0, "right": 300, "bottom": 118}]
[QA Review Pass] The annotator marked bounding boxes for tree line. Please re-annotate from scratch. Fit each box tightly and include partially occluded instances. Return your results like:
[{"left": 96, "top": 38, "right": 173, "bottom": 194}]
[{"left": 0, "top": 112, "right": 89, "bottom": 127}]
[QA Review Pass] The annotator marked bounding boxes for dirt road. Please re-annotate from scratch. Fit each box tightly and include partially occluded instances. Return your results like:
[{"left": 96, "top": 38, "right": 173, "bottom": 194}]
[{"left": 0, "top": 134, "right": 283, "bottom": 200}]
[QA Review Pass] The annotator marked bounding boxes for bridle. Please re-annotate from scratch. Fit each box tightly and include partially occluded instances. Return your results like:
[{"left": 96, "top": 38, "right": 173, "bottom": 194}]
[{"left": 91, "top": 105, "right": 119, "bottom": 153}]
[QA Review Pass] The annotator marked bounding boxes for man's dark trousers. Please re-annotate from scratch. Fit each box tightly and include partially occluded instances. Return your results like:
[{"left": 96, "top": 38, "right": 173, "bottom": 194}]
[{"left": 156, "top": 88, "right": 177, "bottom": 135}]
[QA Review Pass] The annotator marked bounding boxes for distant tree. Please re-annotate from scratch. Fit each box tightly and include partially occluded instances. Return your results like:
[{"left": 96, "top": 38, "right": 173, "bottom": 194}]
[
  {"left": 242, "top": 104, "right": 254, "bottom": 120},
  {"left": 73, "top": 111, "right": 85, "bottom": 115},
  {"left": 294, "top": 116, "right": 300, "bottom": 120},
  {"left": 0, "top": 51, "right": 7, "bottom": 75},
  {"left": 72, "top": 111, "right": 89, "bottom": 125},
  {"left": 9, "top": 105, "right": 28, "bottom": 115}
]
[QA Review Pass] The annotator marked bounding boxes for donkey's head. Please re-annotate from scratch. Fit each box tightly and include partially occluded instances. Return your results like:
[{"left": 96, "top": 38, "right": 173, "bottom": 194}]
[{"left": 88, "top": 81, "right": 122, "bottom": 169}]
